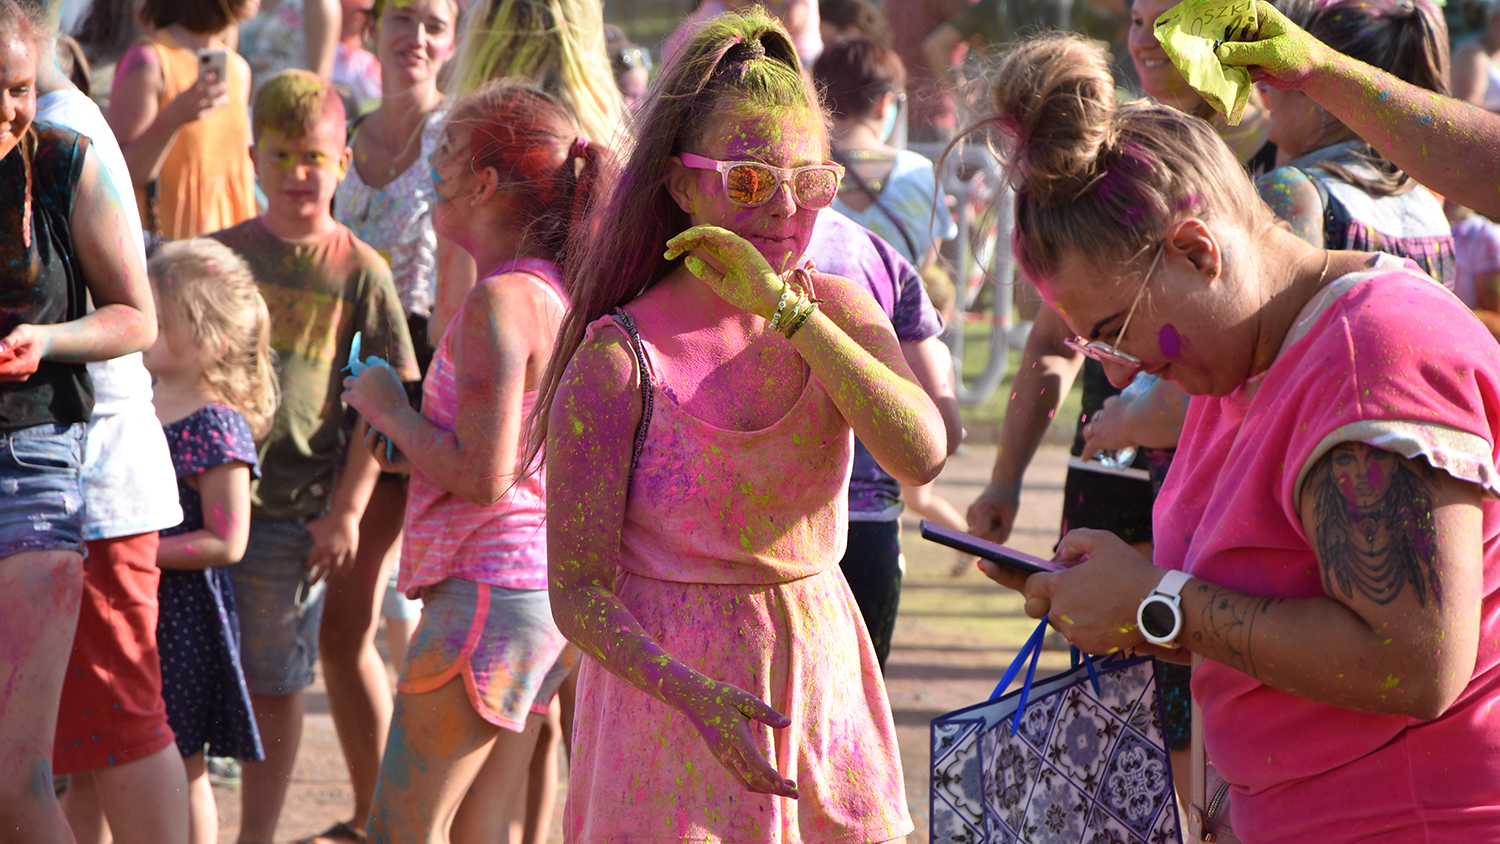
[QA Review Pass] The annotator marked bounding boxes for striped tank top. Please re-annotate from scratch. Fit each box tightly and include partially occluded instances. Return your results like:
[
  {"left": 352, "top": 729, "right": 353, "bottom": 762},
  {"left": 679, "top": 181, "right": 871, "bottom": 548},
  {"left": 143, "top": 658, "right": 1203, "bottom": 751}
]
[{"left": 399, "top": 257, "right": 566, "bottom": 593}]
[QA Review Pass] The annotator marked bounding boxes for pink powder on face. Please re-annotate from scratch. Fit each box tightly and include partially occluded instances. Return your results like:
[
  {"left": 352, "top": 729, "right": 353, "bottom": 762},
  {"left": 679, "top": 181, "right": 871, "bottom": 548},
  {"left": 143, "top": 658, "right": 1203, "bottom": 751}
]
[{"left": 1158, "top": 323, "right": 1182, "bottom": 357}]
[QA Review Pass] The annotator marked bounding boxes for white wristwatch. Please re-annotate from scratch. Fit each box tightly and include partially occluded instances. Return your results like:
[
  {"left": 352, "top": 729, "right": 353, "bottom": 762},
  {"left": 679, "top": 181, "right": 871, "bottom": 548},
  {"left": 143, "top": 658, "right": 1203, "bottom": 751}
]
[{"left": 1137, "top": 570, "right": 1192, "bottom": 648}]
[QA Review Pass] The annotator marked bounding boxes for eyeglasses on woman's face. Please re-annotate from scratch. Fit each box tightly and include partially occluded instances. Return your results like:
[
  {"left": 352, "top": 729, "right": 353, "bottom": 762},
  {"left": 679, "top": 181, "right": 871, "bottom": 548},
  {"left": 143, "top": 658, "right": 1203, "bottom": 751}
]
[
  {"left": 676, "top": 152, "right": 845, "bottom": 210},
  {"left": 1062, "top": 242, "right": 1166, "bottom": 372}
]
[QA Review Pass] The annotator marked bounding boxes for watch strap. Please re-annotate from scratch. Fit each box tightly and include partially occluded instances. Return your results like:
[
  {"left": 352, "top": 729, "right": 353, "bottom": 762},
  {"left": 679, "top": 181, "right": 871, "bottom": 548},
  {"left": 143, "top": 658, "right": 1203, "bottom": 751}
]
[{"left": 1154, "top": 569, "right": 1192, "bottom": 599}]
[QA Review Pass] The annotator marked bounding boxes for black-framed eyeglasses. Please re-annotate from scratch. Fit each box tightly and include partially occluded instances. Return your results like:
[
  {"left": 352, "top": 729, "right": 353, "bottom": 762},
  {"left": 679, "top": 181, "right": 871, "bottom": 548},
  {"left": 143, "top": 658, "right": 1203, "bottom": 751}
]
[
  {"left": 677, "top": 153, "right": 846, "bottom": 210},
  {"left": 1062, "top": 242, "right": 1165, "bottom": 371}
]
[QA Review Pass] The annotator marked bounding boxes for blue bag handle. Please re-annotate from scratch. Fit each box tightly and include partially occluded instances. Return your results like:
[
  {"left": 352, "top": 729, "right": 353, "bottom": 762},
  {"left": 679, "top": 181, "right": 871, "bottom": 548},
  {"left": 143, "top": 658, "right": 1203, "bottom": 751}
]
[
  {"left": 990, "top": 617, "right": 1103, "bottom": 736},
  {"left": 1071, "top": 641, "right": 1103, "bottom": 693}
]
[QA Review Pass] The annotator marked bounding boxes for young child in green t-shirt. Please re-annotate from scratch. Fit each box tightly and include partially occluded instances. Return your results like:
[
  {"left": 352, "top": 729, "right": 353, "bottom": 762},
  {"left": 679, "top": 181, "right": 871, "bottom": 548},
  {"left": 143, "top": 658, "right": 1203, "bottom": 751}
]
[{"left": 209, "top": 69, "right": 418, "bottom": 843}]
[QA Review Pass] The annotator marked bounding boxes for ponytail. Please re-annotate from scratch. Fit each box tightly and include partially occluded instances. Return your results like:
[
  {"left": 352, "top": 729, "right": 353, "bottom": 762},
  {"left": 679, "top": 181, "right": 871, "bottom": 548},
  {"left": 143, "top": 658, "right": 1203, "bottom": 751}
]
[
  {"left": 1285, "top": 0, "right": 1449, "bottom": 95},
  {"left": 444, "top": 81, "right": 614, "bottom": 265}
]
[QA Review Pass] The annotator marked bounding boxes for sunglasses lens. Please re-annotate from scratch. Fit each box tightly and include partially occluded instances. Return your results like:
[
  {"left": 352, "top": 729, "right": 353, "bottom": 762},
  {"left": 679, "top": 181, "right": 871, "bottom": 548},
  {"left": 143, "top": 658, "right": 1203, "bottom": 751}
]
[
  {"left": 725, "top": 163, "right": 778, "bottom": 206},
  {"left": 793, "top": 168, "right": 839, "bottom": 209}
]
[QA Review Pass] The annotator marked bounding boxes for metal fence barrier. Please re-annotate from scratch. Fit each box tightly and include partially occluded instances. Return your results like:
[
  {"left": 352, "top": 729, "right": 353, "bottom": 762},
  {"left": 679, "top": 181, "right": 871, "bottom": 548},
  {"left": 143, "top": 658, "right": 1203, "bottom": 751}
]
[{"left": 909, "top": 141, "right": 1028, "bottom": 407}]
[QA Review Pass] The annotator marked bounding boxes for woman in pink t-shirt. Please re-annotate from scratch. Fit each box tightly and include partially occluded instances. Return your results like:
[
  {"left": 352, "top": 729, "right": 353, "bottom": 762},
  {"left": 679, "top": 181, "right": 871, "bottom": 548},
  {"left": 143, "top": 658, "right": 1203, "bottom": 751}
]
[
  {"left": 340, "top": 82, "right": 607, "bottom": 841},
  {"left": 972, "top": 35, "right": 1500, "bottom": 842}
]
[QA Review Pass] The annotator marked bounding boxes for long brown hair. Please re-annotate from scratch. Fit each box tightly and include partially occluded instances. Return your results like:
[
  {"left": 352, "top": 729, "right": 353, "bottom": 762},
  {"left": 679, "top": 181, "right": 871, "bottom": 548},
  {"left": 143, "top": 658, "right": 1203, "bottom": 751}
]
[
  {"left": 139, "top": 0, "right": 253, "bottom": 34},
  {"left": 522, "top": 8, "right": 819, "bottom": 467}
]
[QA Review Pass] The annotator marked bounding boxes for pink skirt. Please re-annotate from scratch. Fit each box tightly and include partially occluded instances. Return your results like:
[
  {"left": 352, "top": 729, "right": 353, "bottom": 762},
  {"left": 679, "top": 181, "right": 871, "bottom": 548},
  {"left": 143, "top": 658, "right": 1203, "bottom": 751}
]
[{"left": 564, "top": 566, "right": 912, "bottom": 842}]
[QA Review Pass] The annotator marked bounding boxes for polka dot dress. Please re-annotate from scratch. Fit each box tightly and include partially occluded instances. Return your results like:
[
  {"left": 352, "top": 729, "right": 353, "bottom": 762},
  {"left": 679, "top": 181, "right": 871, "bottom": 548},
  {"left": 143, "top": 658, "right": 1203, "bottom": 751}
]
[{"left": 156, "top": 404, "right": 264, "bottom": 761}]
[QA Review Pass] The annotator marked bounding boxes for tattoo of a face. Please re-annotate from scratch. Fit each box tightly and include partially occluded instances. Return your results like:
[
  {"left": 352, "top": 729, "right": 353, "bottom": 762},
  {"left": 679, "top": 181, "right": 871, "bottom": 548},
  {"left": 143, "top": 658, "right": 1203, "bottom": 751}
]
[
  {"left": 1311, "top": 443, "right": 1442, "bottom": 608},
  {"left": 1191, "top": 583, "right": 1281, "bottom": 679}
]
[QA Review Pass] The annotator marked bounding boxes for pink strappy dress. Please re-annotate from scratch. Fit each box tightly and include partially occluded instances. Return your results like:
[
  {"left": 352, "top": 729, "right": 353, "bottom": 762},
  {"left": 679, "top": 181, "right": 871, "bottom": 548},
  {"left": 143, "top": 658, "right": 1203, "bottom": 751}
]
[{"left": 563, "top": 312, "right": 912, "bottom": 843}]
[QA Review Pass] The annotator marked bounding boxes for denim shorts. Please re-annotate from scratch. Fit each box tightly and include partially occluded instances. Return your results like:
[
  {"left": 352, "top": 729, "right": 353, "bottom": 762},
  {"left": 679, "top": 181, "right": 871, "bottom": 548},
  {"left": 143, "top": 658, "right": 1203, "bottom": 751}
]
[
  {"left": 0, "top": 422, "right": 86, "bottom": 558},
  {"left": 382, "top": 580, "right": 422, "bottom": 622},
  {"left": 228, "top": 518, "right": 326, "bottom": 696}
]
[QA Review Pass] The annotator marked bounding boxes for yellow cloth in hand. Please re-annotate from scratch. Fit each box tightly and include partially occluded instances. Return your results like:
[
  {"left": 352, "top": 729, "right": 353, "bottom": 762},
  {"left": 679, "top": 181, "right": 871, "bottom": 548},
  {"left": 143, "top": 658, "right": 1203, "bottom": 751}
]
[{"left": 1154, "top": 0, "right": 1259, "bottom": 124}]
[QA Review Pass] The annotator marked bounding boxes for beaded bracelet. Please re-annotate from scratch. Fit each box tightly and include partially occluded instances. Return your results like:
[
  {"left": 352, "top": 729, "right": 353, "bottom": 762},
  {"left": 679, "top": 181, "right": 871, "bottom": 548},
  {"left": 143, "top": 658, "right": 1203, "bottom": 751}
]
[
  {"left": 770, "top": 285, "right": 796, "bottom": 330},
  {"left": 782, "top": 301, "right": 817, "bottom": 339},
  {"left": 775, "top": 266, "right": 823, "bottom": 339},
  {"left": 780, "top": 297, "right": 808, "bottom": 332}
]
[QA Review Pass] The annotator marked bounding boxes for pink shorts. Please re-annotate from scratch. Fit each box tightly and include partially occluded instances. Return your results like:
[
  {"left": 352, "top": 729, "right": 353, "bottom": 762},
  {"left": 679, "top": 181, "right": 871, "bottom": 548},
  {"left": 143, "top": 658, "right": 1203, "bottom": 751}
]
[
  {"left": 399, "top": 578, "right": 578, "bottom": 731},
  {"left": 54, "top": 533, "right": 176, "bottom": 774}
]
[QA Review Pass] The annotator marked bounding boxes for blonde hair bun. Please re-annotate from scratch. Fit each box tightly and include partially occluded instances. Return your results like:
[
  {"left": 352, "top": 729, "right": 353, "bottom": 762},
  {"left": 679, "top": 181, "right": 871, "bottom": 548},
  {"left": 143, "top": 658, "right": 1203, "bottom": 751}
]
[
  {"left": 956, "top": 32, "right": 1273, "bottom": 281},
  {"left": 986, "top": 34, "right": 1118, "bottom": 205}
]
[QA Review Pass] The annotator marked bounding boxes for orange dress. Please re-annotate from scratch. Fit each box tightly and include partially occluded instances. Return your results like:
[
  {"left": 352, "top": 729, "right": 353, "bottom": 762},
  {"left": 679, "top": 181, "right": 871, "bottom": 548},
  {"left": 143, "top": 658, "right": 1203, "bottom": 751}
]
[{"left": 133, "top": 30, "right": 257, "bottom": 240}]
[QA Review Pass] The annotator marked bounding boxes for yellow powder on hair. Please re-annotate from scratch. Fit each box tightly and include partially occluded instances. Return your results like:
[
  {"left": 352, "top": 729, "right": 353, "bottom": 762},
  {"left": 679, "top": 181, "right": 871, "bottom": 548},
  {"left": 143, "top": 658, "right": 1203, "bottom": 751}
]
[{"left": 252, "top": 69, "right": 347, "bottom": 142}]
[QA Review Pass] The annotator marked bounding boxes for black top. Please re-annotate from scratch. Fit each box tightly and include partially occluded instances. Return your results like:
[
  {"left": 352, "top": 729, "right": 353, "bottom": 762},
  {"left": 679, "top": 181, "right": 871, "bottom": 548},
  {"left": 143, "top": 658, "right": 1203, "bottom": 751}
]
[{"left": 0, "top": 123, "right": 92, "bottom": 431}]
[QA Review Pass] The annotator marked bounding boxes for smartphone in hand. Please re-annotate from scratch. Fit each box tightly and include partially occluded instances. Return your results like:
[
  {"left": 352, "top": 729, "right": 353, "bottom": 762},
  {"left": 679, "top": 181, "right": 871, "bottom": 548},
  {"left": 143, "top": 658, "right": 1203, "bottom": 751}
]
[
  {"left": 919, "top": 521, "right": 1066, "bottom": 575},
  {"left": 197, "top": 48, "right": 228, "bottom": 82}
]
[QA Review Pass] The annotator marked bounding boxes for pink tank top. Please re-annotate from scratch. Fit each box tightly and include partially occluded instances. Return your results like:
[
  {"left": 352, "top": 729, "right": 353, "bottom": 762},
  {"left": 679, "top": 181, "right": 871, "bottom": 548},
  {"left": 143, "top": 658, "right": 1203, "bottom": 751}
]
[
  {"left": 400, "top": 258, "right": 567, "bottom": 593},
  {"left": 585, "top": 310, "right": 855, "bottom": 586}
]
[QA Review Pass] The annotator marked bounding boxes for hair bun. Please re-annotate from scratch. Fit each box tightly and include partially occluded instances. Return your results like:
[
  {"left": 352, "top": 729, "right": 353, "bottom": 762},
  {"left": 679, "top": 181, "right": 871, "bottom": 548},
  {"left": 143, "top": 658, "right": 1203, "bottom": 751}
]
[
  {"left": 984, "top": 35, "right": 1118, "bottom": 205},
  {"left": 725, "top": 36, "right": 767, "bottom": 64}
]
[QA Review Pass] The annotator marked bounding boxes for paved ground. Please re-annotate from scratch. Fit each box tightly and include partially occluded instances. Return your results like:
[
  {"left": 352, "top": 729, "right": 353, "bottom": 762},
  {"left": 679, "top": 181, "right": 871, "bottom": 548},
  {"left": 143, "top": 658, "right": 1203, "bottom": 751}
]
[{"left": 212, "top": 442, "right": 1074, "bottom": 843}]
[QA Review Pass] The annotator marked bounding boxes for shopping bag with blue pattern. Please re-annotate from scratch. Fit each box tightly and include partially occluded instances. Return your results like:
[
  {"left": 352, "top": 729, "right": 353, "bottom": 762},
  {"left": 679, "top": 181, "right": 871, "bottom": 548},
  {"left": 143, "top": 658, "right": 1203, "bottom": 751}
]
[{"left": 930, "top": 617, "right": 1182, "bottom": 844}]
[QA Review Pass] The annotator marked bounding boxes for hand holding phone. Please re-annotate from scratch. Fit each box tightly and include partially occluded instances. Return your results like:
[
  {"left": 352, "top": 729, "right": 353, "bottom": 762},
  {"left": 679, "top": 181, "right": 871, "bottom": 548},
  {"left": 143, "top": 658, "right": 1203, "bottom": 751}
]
[
  {"left": 163, "top": 50, "right": 230, "bottom": 127},
  {"left": 197, "top": 48, "right": 228, "bottom": 82},
  {"left": 919, "top": 521, "right": 1066, "bottom": 575}
]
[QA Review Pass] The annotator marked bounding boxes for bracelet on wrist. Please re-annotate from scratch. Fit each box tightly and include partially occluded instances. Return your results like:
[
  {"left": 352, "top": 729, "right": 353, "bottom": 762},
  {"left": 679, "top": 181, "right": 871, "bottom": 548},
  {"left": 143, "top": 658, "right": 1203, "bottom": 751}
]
[
  {"left": 782, "top": 301, "right": 817, "bottom": 339},
  {"left": 770, "top": 286, "right": 795, "bottom": 329},
  {"left": 775, "top": 266, "right": 825, "bottom": 340}
]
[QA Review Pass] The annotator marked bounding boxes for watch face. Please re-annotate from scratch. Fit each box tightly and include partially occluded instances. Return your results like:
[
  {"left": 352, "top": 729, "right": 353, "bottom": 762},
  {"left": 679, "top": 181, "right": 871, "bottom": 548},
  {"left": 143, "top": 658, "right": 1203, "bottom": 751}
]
[{"left": 1141, "top": 598, "right": 1177, "bottom": 639}]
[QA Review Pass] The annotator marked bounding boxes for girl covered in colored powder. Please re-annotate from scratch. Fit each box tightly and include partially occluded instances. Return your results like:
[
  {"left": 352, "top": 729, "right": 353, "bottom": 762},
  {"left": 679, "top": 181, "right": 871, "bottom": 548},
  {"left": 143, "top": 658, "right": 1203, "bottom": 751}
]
[
  {"left": 535, "top": 11, "right": 945, "bottom": 841},
  {"left": 430, "top": 0, "right": 624, "bottom": 343},
  {"left": 142, "top": 238, "right": 278, "bottom": 844},
  {"left": 341, "top": 81, "right": 606, "bottom": 842},
  {"left": 976, "top": 33, "right": 1500, "bottom": 841},
  {"left": 108, "top": 0, "right": 259, "bottom": 241}
]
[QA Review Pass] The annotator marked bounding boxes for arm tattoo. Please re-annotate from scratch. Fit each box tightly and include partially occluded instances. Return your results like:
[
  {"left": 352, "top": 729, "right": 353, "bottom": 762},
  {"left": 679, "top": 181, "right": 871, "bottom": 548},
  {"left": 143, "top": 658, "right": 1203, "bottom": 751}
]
[
  {"left": 1190, "top": 582, "right": 1281, "bottom": 679},
  {"left": 1309, "top": 443, "right": 1442, "bottom": 608}
]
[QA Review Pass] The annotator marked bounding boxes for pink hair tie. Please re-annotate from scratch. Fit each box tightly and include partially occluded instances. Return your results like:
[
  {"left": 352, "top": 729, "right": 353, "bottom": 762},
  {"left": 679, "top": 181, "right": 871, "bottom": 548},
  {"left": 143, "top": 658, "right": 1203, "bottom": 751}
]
[{"left": 570, "top": 136, "right": 589, "bottom": 159}]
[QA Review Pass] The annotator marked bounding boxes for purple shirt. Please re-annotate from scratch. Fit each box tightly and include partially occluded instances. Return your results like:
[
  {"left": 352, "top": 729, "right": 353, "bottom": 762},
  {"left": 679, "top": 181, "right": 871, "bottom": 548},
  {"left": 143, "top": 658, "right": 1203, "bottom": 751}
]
[{"left": 808, "top": 209, "right": 944, "bottom": 519}]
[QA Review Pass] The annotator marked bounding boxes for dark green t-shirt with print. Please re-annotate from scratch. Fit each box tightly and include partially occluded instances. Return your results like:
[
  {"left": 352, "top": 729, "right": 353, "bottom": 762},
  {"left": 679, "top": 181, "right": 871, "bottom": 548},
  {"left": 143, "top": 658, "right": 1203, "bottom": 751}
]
[{"left": 213, "top": 218, "right": 418, "bottom": 520}]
